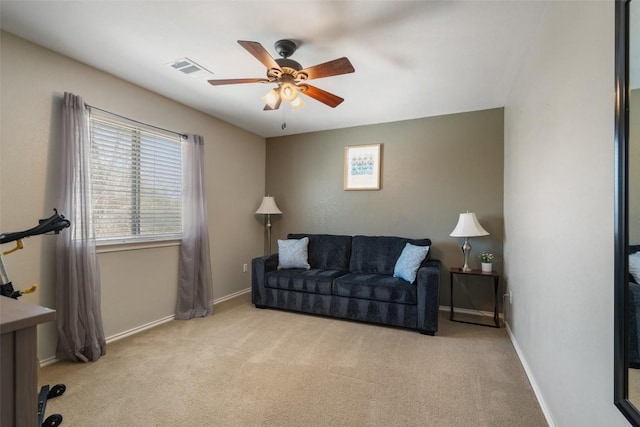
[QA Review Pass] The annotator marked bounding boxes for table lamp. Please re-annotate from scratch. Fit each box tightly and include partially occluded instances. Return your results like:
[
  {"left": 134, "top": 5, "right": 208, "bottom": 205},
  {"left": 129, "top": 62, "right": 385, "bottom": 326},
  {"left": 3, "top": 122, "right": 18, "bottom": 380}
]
[{"left": 450, "top": 212, "right": 489, "bottom": 272}]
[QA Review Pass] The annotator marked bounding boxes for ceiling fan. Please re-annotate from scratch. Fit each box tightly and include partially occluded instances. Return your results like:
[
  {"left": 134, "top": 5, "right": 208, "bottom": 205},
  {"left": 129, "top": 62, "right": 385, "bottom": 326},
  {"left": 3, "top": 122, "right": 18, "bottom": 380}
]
[{"left": 208, "top": 39, "right": 355, "bottom": 110}]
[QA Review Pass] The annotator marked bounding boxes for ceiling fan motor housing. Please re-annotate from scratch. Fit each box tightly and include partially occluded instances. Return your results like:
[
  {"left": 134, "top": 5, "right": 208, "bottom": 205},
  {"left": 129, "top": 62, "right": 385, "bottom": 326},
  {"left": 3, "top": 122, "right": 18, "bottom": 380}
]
[
  {"left": 274, "top": 39, "right": 297, "bottom": 58},
  {"left": 275, "top": 58, "right": 302, "bottom": 71}
]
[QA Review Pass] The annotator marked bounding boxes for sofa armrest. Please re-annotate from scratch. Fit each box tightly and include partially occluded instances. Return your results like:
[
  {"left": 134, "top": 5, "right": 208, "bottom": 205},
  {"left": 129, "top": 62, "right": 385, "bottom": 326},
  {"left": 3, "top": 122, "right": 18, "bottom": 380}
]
[
  {"left": 416, "top": 259, "right": 441, "bottom": 334},
  {"left": 251, "top": 254, "right": 278, "bottom": 305}
]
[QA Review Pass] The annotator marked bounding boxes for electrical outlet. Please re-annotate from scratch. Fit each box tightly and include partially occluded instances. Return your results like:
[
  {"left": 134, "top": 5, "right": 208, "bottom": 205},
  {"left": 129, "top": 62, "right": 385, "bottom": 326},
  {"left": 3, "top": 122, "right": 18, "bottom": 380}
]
[
  {"left": 504, "top": 290, "right": 513, "bottom": 305},
  {"left": 243, "top": 263, "right": 248, "bottom": 273}
]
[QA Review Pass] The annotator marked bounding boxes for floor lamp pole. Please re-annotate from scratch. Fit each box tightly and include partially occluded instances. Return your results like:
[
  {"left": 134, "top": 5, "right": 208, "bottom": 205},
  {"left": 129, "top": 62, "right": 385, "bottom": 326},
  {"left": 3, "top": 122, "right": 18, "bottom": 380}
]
[{"left": 266, "top": 213, "right": 273, "bottom": 255}]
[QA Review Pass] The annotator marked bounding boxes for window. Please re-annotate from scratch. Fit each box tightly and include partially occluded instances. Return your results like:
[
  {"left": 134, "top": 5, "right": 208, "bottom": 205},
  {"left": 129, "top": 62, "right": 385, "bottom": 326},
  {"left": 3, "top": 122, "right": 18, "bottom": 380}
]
[{"left": 89, "top": 112, "right": 182, "bottom": 243}]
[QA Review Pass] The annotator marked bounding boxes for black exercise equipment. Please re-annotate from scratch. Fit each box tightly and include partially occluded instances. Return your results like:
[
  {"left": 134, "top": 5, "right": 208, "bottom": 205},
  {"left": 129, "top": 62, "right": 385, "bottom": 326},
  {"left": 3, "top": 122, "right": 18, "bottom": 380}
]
[{"left": 1, "top": 209, "right": 71, "bottom": 426}]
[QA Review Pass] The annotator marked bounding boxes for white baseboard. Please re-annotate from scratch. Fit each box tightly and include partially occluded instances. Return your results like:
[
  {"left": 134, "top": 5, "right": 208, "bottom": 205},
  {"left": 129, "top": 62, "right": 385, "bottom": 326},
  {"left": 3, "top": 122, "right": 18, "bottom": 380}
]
[
  {"left": 505, "top": 321, "right": 556, "bottom": 427},
  {"left": 40, "top": 355, "right": 59, "bottom": 367},
  {"left": 212, "top": 287, "right": 251, "bottom": 306},
  {"left": 106, "top": 314, "right": 176, "bottom": 344},
  {"left": 40, "top": 288, "right": 252, "bottom": 368}
]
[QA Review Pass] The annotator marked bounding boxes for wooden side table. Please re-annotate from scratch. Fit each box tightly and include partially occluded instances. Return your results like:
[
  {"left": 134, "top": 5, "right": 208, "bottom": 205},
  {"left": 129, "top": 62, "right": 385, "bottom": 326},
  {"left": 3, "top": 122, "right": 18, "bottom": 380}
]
[{"left": 449, "top": 267, "right": 500, "bottom": 328}]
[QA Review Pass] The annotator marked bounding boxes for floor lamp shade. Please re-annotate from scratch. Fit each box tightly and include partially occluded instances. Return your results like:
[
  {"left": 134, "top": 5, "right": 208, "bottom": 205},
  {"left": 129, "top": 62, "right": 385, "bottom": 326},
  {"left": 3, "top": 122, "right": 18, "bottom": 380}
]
[
  {"left": 256, "top": 196, "right": 282, "bottom": 255},
  {"left": 450, "top": 212, "right": 489, "bottom": 272},
  {"left": 256, "top": 196, "right": 282, "bottom": 215}
]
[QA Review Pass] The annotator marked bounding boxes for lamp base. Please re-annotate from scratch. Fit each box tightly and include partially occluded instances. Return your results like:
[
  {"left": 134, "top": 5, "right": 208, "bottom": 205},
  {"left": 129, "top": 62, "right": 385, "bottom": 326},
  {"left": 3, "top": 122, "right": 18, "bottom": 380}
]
[{"left": 461, "top": 238, "right": 472, "bottom": 272}]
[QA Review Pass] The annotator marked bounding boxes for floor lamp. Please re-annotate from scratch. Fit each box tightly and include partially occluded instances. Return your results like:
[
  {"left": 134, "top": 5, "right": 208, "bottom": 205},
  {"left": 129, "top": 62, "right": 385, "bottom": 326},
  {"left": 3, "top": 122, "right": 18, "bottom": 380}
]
[
  {"left": 256, "top": 196, "right": 282, "bottom": 255},
  {"left": 450, "top": 212, "right": 489, "bottom": 272}
]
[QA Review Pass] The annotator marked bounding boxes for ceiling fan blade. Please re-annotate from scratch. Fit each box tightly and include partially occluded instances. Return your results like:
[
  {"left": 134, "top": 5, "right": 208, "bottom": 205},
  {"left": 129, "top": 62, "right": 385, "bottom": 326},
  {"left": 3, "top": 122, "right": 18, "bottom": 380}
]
[
  {"left": 299, "top": 84, "right": 344, "bottom": 108},
  {"left": 208, "top": 78, "right": 270, "bottom": 86},
  {"left": 299, "top": 57, "right": 355, "bottom": 80},
  {"left": 238, "top": 40, "right": 281, "bottom": 71}
]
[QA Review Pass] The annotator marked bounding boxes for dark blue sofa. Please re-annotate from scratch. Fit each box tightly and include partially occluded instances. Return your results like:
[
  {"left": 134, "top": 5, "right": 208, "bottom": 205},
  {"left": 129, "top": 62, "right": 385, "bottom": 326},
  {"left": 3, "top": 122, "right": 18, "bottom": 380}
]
[{"left": 251, "top": 234, "right": 441, "bottom": 335}]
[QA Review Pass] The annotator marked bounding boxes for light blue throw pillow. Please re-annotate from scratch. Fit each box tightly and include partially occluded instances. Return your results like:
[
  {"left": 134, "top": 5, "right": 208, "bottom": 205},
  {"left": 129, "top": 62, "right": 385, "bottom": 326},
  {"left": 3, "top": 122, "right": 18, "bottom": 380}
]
[
  {"left": 277, "top": 237, "right": 311, "bottom": 270},
  {"left": 393, "top": 243, "right": 430, "bottom": 283}
]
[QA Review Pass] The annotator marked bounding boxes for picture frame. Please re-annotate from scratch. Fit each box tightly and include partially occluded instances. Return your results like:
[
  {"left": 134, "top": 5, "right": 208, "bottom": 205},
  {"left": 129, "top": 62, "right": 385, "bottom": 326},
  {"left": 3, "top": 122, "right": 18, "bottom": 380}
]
[{"left": 344, "top": 144, "right": 381, "bottom": 190}]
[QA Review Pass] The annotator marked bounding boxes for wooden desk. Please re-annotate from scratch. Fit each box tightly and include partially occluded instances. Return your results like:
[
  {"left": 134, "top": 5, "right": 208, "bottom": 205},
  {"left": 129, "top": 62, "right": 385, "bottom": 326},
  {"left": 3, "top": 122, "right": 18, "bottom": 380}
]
[{"left": 1, "top": 296, "right": 55, "bottom": 427}]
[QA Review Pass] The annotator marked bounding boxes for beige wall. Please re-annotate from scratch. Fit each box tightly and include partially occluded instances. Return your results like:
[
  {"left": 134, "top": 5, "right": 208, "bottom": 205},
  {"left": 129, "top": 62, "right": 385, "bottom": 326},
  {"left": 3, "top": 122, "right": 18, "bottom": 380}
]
[
  {"left": 629, "top": 89, "right": 640, "bottom": 243},
  {"left": 0, "top": 32, "right": 266, "bottom": 361},
  {"left": 504, "top": 2, "right": 627, "bottom": 426},
  {"left": 266, "top": 108, "right": 504, "bottom": 310}
]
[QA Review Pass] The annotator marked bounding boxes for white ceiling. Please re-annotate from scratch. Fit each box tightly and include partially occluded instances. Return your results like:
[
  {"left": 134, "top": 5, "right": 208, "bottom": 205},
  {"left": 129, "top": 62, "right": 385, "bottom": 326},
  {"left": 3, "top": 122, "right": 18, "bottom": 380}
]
[{"left": 0, "top": 1, "right": 549, "bottom": 138}]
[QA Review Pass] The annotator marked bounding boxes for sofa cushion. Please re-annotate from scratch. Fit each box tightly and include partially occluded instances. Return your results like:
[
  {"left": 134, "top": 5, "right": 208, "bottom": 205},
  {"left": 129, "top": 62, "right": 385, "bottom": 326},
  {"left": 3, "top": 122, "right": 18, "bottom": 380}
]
[
  {"left": 349, "top": 236, "right": 431, "bottom": 275},
  {"left": 333, "top": 273, "right": 417, "bottom": 304},
  {"left": 265, "top": 269, "right": 348, "bottom": 295},
  {"left": 288, "top": 234, "right": 352, "bottom": 270}
]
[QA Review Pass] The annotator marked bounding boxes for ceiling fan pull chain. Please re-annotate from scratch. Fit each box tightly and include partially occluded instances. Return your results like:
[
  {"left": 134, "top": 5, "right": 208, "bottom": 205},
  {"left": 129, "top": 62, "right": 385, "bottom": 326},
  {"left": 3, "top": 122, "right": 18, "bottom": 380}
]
[{"left": 281, "top": 108, "right": 286, "bottom": 130}]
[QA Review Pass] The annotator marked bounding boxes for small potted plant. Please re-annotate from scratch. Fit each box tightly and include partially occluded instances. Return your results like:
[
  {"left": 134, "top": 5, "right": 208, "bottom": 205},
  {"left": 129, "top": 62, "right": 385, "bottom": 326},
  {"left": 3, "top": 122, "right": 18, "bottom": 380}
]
[{"left": 480, "top": 252, "right": 494, "bottom": 273}]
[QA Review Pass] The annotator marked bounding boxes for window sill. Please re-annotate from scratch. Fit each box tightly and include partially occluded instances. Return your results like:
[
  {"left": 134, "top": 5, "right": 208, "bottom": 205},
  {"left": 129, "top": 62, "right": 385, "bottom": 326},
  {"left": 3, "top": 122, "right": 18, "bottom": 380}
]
[{"left": 96, "top": 238, "right": 181, "bottom": 253}]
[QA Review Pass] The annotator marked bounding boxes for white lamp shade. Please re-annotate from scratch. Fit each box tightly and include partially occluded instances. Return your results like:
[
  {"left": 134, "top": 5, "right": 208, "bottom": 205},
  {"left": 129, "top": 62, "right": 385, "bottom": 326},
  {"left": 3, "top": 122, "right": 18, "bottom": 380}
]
[
  {"left": 256, "top": 196, "right": 282, "bottom": 215},
  {"left": 449, "top": 212, "right": 489, "bottom": 237}
]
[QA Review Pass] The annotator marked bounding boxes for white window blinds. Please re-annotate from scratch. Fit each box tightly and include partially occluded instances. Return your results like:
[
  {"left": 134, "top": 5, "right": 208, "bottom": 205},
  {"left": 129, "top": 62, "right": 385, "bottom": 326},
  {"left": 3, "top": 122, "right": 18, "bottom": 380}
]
[{"left": 89, "top": 113, "right": 182, "bottom": 242}]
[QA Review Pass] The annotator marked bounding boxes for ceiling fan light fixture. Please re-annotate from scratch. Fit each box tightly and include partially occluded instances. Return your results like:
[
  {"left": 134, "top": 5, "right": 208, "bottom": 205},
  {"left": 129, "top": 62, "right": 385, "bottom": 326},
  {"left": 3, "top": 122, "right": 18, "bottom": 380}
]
[
  {"left": 290, "top": 95, "right": 305, "bottom": 111},
  {"left": 280, "top": 83, "right": 298, "bottom": 102},
  {"left": 262, "top": 88, "right": 280, "bottom": 109}
]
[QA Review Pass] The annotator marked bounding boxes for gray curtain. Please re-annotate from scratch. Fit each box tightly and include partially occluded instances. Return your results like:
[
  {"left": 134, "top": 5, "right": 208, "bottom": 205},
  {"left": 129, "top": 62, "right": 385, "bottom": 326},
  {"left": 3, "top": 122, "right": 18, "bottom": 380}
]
[
  {"left": 176, "top": 134, "right": 213, "bottom": 319},
  {"left": 56, "top": 92, "right": 106, "bottom": 362}
]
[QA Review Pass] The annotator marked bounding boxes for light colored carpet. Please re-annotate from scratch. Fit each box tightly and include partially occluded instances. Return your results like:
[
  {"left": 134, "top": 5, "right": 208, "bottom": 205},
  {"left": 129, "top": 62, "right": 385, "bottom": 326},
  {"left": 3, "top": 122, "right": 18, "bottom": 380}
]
[{"left": 39, "top": 293, "right": 547, "bottom": 426}]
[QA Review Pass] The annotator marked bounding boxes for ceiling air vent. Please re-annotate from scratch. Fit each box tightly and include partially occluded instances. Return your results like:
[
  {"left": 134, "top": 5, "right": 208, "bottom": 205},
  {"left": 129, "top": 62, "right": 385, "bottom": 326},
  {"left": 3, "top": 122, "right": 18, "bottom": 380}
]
[{"left": 167, "top": 58, "right": 213, "bottom": 79}]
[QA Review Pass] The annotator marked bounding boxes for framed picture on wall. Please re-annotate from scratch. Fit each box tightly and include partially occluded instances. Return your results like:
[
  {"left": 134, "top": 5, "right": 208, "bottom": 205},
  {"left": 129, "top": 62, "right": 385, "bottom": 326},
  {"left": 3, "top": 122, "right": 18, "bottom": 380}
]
[{"left": 344, "top": 144, "right": 381, "bottom": 190}]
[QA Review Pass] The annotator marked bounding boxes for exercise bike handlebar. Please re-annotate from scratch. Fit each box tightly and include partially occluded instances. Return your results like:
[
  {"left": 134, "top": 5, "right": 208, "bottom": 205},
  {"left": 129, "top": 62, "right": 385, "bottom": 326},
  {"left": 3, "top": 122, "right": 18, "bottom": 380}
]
[{"left": 0, "top": 209, "right": 70, "bottom": 245}]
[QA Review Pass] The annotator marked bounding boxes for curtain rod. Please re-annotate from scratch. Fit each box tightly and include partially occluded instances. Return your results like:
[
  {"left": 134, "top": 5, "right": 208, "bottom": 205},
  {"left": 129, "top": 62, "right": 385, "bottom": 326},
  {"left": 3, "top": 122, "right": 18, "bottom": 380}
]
[{"left": 87, "top": 104, "right": 188, "bottom": 139}]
